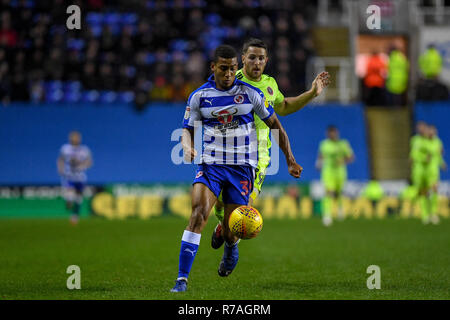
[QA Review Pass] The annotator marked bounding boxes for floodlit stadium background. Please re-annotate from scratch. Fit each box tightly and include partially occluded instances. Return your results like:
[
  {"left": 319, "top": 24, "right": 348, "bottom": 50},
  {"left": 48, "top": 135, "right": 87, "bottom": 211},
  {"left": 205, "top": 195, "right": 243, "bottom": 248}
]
[{"left": 1, "top": 0, "right": 450, "bottom": 220}]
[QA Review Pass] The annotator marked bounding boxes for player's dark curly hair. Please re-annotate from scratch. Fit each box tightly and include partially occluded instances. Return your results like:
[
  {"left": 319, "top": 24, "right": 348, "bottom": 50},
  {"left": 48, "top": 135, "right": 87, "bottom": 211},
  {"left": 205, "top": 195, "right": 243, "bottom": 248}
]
[
  {"left": 242, "top": 38, "right": 268, "bottom": 55},
  {"left": 213, "top": 44, "right": 237, "bottom": 62}
]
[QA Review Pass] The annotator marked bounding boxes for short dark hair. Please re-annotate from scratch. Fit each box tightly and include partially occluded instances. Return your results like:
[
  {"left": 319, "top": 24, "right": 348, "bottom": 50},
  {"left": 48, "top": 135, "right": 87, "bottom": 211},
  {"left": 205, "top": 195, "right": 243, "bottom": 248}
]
[
  {"left": 242, "top": 38, "right": 268, "bottom": 55},
  {"left": 327, "top": 125, "right": 337, "bottom": 131},
  {"left": 213, "top": 44, "right": 237, "bottom": 62}
]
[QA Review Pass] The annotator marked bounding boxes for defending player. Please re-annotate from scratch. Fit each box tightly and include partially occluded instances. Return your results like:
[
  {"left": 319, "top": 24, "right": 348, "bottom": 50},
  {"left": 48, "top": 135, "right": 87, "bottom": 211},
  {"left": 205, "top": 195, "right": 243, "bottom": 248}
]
[
  {"left": 315, "top": 126, "right": 354, "bottom": 226},
  {"left": 57, "top": 131, "right": 93, "bottom": 225},
  {"left": 427, "top": 125, "right": 446, "bottom": 224},
  {"left": 409, "top": 121, "right": 428, "bottom": 217},
  {"left": 211, "top": 38, "right": 330, "bottom": 248},
  {"left": 413, "top": 124, "right": 447, "bottom": 224},
  {"left": 171, "top": 45, "right": 302, "bottom": 292},
  {"left": 410, "top": 121, "right": 428, "bottom": 155}
]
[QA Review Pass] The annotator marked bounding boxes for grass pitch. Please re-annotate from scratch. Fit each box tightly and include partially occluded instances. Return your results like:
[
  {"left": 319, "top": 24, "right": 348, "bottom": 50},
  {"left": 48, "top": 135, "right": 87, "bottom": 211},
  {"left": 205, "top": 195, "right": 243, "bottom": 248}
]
[{"left": 0, "top": 216, "right": 449, "bottom": 300}]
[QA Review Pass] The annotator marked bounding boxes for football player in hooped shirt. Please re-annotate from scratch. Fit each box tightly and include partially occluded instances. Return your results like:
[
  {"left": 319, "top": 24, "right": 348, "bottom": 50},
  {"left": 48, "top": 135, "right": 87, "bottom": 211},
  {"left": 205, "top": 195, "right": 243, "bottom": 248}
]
[
  {"left": 211, "top": 38, "right": 330, "bottom": 249},
  {"left": 171, "top": 45, "right": 303, "bottom": 292},
  {"left": 57, "top": 131, "right": 93, "bottom": 225}
]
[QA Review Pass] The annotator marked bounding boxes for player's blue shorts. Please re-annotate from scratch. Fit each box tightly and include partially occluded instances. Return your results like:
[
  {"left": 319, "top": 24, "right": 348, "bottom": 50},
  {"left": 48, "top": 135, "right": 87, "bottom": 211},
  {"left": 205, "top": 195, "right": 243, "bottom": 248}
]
[
  {"left": 193, "top": 164, "right": 255, "bottom": 205},
  {"left": 61, "top": 179, "right": 85, "bottom": 193}
]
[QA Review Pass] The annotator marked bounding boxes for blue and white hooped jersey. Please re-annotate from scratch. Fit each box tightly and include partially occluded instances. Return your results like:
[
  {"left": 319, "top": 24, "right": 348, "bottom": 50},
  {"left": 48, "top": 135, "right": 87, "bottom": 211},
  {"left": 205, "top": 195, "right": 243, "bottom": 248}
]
[
  {"left": 183, "top": 75, "right": 274, "bottom": 168},
  {"left": 59, "top": 144, "right": 92, "bottom": 182}
]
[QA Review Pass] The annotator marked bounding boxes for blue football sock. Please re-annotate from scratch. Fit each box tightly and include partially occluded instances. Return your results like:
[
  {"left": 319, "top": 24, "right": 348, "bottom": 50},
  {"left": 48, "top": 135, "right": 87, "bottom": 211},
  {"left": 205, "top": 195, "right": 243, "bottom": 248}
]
[{"left": 177, "top": 230, "right": 201, "bottom": 280}]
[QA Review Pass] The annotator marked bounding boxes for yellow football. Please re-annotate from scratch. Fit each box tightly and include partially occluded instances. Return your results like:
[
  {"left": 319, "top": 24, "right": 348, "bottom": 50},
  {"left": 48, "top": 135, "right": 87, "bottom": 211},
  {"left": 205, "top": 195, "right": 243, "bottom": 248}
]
[{"left": 228, "top": 206, "right": 263, "bottom": 239}]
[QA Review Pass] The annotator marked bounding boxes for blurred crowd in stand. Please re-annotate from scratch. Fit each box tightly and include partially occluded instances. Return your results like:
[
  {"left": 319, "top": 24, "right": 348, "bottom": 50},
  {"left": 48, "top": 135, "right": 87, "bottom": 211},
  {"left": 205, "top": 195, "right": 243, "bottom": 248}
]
[
  {"left": 362, "top": 43, "right": 449, "bottom": 107},
  {"left": 0, "top": 0, "right": 317, "bottom": 109}
]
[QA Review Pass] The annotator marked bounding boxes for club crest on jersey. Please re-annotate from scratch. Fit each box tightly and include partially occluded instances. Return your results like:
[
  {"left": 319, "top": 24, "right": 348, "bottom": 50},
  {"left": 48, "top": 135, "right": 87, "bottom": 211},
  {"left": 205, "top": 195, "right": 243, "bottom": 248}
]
[
  {"left": 234, "top": 95, "right": 244, "bottom": 104},
  {"left": 267, "top": 86, "right": 273, "bottom": 95}
]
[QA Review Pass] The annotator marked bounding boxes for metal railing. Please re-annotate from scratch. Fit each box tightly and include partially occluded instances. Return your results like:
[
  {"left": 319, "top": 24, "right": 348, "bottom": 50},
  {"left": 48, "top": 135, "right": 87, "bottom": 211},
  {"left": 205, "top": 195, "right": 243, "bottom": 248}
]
[
  {"left": 306, "top": 57, "right": 358, "bottom": 104},
  {"left": 412, "top": 7, "right": 450, "bottom": 25}
]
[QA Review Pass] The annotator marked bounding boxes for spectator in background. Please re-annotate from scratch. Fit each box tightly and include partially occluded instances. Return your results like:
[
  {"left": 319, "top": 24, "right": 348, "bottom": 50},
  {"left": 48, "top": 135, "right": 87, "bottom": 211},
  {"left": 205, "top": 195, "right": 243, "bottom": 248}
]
[
  {"left": 416, "top": 44, "right": 449, "bottom": 101},
  {"left": 0, "top": 1, "right": 315, "bottom": 106},
  {"left": 10, "top": 73, "right": 29, "bottom": 101},
  {"left": 363, "top": 50, "right": 387, "bottom": 106},
  {"left": 81, "top": 62, "right": 98, "bottom": 90},
  {"left": 98, "top": 63, "right": 116, "bottom": 91},
  {"left": 386, "top": 45, "right": 409, "bottom": 106},
  {"left": 29, "top": 77, "right": 45, "bottom": 104},
  {"left": 168, "top": 74, "right": 189, "bottom": 102},
  {"left": 0, "top": 11, "right": 18, "bottom": 47},
  {"left": 419, "top": 44, "right": 442, "bottom": 80},
  {"left": 0, "top": 62, "right": 11, "bottom": 105},
  {"left": 149, "top": 75, "right": 170, "bottom": 101}
]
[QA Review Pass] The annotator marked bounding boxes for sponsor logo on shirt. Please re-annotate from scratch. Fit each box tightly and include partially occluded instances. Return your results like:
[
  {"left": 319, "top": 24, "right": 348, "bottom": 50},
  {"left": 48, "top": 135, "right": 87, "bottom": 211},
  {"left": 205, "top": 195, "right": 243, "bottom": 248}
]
[{"left": 211, "top": 109, "right": 239, "bottom": 133}]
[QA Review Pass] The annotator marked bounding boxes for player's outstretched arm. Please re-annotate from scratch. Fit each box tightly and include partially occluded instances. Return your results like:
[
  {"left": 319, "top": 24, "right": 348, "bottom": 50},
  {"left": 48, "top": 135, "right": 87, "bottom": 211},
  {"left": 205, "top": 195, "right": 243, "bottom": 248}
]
[
  {"left": 275, "top": 71, "right": 330, "bottom": 116},
  {"left": 263, "top": 114, "right": 302, "bottom": 178},
  {"left": 181, "top": 128, "right": 197, "bottom": 163}
]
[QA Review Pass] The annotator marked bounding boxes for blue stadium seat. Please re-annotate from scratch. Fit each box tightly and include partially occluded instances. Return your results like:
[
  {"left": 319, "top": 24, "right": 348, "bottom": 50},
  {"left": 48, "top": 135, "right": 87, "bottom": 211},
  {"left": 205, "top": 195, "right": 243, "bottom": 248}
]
[
  {"left": 46, "top": 81, "right": 63, "bottom": 90},
  {"left": 67, "top": 39, "right": 85, "bottom": 50},
  {"left": 100, "top": 91, "right": 118, "bottom": 104},
  {"left": 104, "top": 13, "right": 121, "bottom": 26},
  {"left": 64, "top": 81, "right": 82, "bottom": 92},
  {"left": 170, "top": 39, "right": 189, "bottom": 52},
  {"left": 86, "top": 13, "right": 103, "bottom": 26},
  {"left": 89, "top": 25, "right": 103, "bottom": 37},
  {"left": 145, "top": 0, "right": 155, "bottom": 9},
  {"left": 82, "top": 90, "right": 100, "bottom": 103},
  {"left": 49, "top": 25, "right": 65, "bottom": 35},
  {"left": 45, "top": 89, "right": 64, "bottom": 103},
  {"left": 146, "top": 53, "right": 156, "bottom": 65},
  {"left": 64, "top": 91, "right": 82, "bottom": 103},
  {"left": 121, "top": 13, "right": 138, "bottom": 25},
  {"left": 118, "top": 91, "right": 135, "bottom": 104},
  {"left": 205, "top": 13, "right": 221, "bottom": 26}
]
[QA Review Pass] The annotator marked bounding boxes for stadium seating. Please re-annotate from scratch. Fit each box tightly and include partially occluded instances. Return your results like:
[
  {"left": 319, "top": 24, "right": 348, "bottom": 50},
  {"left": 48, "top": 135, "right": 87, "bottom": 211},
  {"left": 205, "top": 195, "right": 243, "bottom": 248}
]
[{"left": 0, "top": 0, "right": 314, "bottom": 105}]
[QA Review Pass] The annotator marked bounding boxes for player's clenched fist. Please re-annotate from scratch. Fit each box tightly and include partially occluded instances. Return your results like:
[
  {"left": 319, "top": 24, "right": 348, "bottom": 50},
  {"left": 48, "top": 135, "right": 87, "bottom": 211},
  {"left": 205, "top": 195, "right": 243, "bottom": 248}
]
[{"left": 288, "top": 162, "right": 303, "bottom": 178}]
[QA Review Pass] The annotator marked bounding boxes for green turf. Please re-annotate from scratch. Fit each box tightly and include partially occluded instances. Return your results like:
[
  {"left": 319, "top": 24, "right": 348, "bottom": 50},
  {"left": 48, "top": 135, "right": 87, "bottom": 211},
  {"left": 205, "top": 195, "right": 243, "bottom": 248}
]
[{"left": 0, "top": 216, "right": 449, "bottom": 300}]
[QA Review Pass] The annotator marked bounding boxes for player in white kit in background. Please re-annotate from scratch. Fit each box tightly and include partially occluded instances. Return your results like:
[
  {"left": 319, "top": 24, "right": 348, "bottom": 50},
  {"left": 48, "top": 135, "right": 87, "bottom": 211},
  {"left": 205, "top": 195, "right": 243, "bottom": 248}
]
[{"left": 57, "top": 131, "right": 93, "bottom": 225}]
